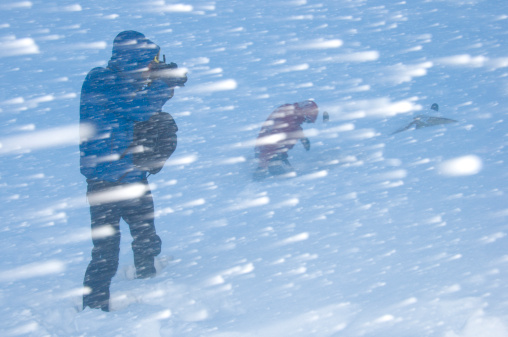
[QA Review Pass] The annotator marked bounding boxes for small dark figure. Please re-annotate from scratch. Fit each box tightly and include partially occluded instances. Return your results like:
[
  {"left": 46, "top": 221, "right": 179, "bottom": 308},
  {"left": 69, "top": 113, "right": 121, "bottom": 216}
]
[
  {"left": 79, "top": 31, "right": 186, "bottom": 312},
  {"left": 323, "top": 111, "right": 330, "bottom": 122},
  {"left": 392, "top": 103, "right": 457, "bottom": 135},
  {"left": 253, "top": 100, "right": 318, "bottom": 180}
]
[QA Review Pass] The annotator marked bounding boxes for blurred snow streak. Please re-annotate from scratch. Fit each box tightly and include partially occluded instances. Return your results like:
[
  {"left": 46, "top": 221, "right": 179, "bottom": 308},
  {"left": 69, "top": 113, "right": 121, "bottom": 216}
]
[
  {"left": 288, "top": 38, "right": 343, "bottom": 50},
  {"left": 439, "top": 155, "right": 483, "bottom": 176},
  {"left": 0, "top": 260, "right": 65, "bottom": 282},
  {"left": 0, "top": 2, "right": 33, "bottom": 10},
  {"left": 0, "top": 36, "right": 39, "bottom": 57},
  {"left": 0, "top": 124, "right": 94, "bottom": 154},
  {"left": 146, "top": 2, "right": 194, "bottom": 13},
  {"left": 325, "top": 97, "right": 422, "bottom": 119},
  {"left": 191, "top": 79, "right": 238, "bottom": 94},
  {"left": 436, "top": 54, "right": 508, "bottom": 69},
  {"left": 87, "top": 183, "right": 150, "bottom": 205}
]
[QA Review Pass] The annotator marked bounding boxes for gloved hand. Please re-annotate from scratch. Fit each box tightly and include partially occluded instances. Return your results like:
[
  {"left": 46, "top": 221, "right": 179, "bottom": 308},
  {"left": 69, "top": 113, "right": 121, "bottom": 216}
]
[
  {"left": 300, "top": 137, "right": 310, "bottom": 151},
  {"left": 150, "top": 62, "right": 187, "bottom": 88}
]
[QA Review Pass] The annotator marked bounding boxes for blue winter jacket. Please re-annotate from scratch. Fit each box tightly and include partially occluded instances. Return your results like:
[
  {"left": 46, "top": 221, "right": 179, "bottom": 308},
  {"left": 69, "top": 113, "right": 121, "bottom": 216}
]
[{"left": 79, "top": 31, "right": 174, "bottom": 183}]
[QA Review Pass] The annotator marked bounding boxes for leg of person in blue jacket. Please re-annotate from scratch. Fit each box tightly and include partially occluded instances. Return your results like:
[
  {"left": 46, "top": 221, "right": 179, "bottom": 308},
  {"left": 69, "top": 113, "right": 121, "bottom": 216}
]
[
  {"left": 123, "top": 184, "right": 161, "bottom": 279},
  {"left": 83, "top": 183, "right": 122, "bottom": 312},
  {"left": 83, "top": 180, "right": 161, "bottom": 311}
]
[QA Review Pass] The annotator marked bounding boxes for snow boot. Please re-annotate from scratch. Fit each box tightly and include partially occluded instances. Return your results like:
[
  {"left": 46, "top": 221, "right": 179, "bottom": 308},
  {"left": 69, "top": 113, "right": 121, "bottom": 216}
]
[
  {"left": 134, "top": 255, "right": 156, "bottom": 279},
  {"left": 83, "top": 286, "right": 110, "bottom": 312}
]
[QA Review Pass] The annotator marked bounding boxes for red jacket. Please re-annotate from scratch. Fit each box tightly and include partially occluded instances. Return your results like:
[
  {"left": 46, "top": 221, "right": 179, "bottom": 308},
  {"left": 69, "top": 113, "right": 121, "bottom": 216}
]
[{"left": 255, "top": 103, "right": 307, "bottom": 169}]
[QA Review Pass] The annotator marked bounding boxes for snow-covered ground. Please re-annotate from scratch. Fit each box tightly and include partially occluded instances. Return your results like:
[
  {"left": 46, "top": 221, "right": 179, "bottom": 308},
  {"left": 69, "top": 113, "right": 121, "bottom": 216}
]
[{"left": 1, "top": 0, "right": 507, "bottom": 336}]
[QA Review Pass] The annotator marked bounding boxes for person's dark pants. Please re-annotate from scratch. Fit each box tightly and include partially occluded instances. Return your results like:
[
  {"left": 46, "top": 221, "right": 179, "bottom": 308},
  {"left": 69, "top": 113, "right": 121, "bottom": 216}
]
[
  {"left": 268, "top": 154, "right": 292, "bottom": 175},
  {"left": 253, "top": 152, "right": 293, "bottom": 180},
  {"left": 82, "top": 179, "right": 161, "bottom": 311}
]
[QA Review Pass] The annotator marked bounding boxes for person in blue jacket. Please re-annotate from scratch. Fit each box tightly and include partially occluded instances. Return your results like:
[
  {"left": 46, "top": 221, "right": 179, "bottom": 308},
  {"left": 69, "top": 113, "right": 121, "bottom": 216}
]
[{"left": 79, "top": 31, "right": 185, "bottom": 312}]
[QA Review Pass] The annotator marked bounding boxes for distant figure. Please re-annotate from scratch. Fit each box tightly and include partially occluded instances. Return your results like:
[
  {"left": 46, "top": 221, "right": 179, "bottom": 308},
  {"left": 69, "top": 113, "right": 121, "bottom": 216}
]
[
  {"left": 253, "top": 100, "right": 318, "bottom": 180},
  {"left": 79, "top": 31, "right": 186, "bottom": 312},
  {"left": 323, "top": 111, "right": 330, "bottom": 123},
  {"left": 392, "top": 102, "right": 457, "bottom": 135}
]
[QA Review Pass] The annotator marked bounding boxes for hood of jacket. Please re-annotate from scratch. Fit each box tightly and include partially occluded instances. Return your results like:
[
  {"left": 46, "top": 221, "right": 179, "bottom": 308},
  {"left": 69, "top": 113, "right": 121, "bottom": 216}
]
[{"left": 107, "top": 30, "right": 160, "bottom": 75}]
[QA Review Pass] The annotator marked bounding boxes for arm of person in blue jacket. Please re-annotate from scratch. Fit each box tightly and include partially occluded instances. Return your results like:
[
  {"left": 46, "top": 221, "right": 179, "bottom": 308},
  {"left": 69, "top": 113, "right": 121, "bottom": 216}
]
[{"left": 111, "top": 79, "right": 175, "bottom": 122}]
